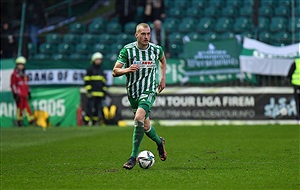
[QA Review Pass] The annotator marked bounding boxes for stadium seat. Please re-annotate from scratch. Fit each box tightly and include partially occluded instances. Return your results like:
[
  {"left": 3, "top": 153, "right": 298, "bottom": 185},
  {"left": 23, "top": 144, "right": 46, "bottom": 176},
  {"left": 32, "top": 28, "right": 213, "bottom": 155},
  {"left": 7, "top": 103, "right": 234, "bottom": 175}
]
[
  {"left": 168, "top": 32, "right": 183, "bottom": 44},
  {"left": 258, "top": 31, "right": 271, "bottom": 43},
  {"left": 93, "top": 44, "right": 111, "bottom": 55},
  {"left": 186, "top": 7, "right": 202, "bottom": 19},
  {"left": 204, "top": 6, "right": 219, "bottom": 18},
  {"left": 288, "top": 17, "right": 300, "bottom": 32},
  {"left": 63, "top": 34, "right": 80, "bottom": 44},
  {"left": 196, "top": 17, "right": 216, "bottom": 33},
  {"left": 57, "top": 43, "right": 74, "bottom": 54},
  {"left": 209, "top": 0, "right": 225, "bottom": 8},
  {"left": 243, "top": 0, "right": 254, "bottom": 7},
  {"left": 187, "top": 32, "right": 200, "bottom": 41},
  {"left": 39, "top": 43, "right": 56, "bottom": 54},
  {"left": 75, "top": 43, "right": 91, "bottom": 54},
  {"left": 260, "top": 0, "right": 277, "bottom": 7},
  {"left": 218, "top": 32, "right": 235, "bottom": 40},
  {"left": 69, "top": 53, "right": 87, "bottom": 59},
  {"left": 99, "top": 33, "right": 116, "bottom": 44},
  {"left": 239, "top": 6, "right": 253, "bottom": 17},
  {"left": 106, "top": 22, "right": 122, "bottom": 34},
  {"left": 258, "top": 17, "right": 270, "bottom": 31},
  {"left": 173, "top": 0, "right": 190, "bottom": 9},
  {"left": 110, "top": 43, "right": 124, "bottom": 54},
  {"left": 69, "top": 22, "right": 85, "bottom": 34},
  {"left": 270, "top": 31, "right": 291, "bottom": 44},
  {"left": 88, "top": 22, "right": 105, "bottom": 34},
  {"left": 233, "top": 17, "right": 254, "bottom": 33},
  {"left": 277, "top": 0, "right": 291, "bottom": 7},
  {"left": 116, "top": 33, "right": 135, "bottom": 44},
  {"left": 163, "top": 18, "right": 179, "bottom": 34},
  {"left": 202, "top": 32, "right": 217, "bottom": 41},
  {"left": 259, "top": 6, "right": 273, "bottom": 17},
  {"left": 191, "top": 0, "right": 207, "bottom": 9},
  {"left": 226, "top": 0, "right": 241, "bottom": 7},
  {"left": 168, "top": 7, "right": 185, "bottom": 19},
  {"left": 269, "top": 16, "right": 288, "bottom": 32},
  {"left": 91, "top": 17, "right": 107, "bottom": 25},
  {"left": 274, "top": 5, "right": 290, "bottom": 17},
  {"left": 241, "top": 31, "right": 256, "bottom": 39},
  {"left": 215, "top": 17, "right": 233, "bottom": 33},
  {"left": 222, "top": 6, "right": 238, "bottom": 18},
  {"left": 81, "top": 34, "right": 97, "bottom": 44},
  {"left": 28, "top": 43, "right": 37, "bottom": 56},
  {"left": 178, "top": 17, "right": 197, "bottom": 34},
  {"left": 33, "top": 53, "right": 50, "bottom": 59},
  {"left": 168, "top": 42, "right": 183, "bottom": 57},
  {"left": 124, "top": 22, "right": 137, "bottom": 34},
  {"left": 45, "top": 33, "right": 61, "bottom": 44},
  {"left": 52, "top": 53, "right": 67, "bottom": 60}
]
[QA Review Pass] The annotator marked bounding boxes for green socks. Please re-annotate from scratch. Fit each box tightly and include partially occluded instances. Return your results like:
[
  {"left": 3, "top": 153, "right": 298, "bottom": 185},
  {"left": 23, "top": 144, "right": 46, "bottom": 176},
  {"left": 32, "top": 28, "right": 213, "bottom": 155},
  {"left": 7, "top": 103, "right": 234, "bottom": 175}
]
[
  {"left": 145, "top": 125, "right": 162, "bottom": 145},
  {"left": 130, "top": 120, "right": 145, "bottom": 158},
  {"left": 130, "top": 123, "right": 162, "bottom": 158}
]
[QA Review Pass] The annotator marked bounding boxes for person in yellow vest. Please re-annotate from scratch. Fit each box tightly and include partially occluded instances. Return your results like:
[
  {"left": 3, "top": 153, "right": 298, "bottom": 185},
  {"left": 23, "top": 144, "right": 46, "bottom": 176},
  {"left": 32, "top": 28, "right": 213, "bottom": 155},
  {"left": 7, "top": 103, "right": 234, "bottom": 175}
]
[
  {"left": 83, "top": 52, "right": 107, "bottom": 125},
  {"left": 288, "top": 58, "right": 300, "bottom": 122}
]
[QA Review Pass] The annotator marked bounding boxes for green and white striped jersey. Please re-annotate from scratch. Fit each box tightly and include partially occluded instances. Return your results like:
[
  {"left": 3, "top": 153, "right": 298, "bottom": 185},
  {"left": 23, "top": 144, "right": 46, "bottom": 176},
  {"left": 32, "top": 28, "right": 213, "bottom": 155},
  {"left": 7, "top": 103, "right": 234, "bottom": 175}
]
[{"left": 117, "top": 42, "right": 164, "bottom": 98}]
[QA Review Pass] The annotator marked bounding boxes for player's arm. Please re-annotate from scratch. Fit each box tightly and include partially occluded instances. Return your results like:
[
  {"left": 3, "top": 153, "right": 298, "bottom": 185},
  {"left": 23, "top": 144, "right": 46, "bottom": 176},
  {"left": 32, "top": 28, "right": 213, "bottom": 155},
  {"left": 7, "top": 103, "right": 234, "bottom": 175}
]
[
  {"left": 112, "top": 62, "right": 139, "bottom": 77},
  {"left": 157, "top": 54, "right": 166, "bottom": 93}
]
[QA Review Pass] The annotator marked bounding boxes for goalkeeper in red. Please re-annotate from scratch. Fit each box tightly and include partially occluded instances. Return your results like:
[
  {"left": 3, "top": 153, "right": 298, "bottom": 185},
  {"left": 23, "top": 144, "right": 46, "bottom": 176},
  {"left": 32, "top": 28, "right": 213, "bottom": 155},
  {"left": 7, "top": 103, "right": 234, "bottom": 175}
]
[{"left": 113, "top": 23, "right": 167, "bottom": 170}]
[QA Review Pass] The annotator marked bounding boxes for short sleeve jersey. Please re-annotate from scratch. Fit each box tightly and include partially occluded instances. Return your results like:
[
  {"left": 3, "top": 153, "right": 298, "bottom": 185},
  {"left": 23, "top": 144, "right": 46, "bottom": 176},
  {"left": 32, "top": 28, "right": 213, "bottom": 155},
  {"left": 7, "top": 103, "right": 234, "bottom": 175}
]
[{"left": 117, "top": 42, "right": 164, "bottom": 98}]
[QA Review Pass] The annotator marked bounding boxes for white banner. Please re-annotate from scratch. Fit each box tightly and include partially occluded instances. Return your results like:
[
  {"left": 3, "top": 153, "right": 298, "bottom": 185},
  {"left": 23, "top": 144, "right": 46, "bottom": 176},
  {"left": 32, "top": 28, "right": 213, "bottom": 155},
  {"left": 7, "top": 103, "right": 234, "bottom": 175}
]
[
  {"left": 240, "top": 37, "right": 300, "bottom": 76},
  {"left": 26, "top": 69, "right": 113, "bottom": 85}
]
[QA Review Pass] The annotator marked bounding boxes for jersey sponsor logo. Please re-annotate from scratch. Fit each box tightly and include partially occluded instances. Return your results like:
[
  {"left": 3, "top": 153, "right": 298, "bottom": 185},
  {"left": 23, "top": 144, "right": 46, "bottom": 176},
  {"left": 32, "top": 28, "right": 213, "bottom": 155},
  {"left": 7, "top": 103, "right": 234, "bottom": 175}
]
[{"left": 133, "top": 61, "right": 155, "bottom": 68}]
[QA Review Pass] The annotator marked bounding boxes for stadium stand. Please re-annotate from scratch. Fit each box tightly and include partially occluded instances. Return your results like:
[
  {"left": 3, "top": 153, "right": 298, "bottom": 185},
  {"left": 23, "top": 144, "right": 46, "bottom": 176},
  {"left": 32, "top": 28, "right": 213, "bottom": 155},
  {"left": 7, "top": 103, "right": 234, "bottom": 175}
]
[{"left": 26, "top": 0, "right": 298, "bottom": 64}]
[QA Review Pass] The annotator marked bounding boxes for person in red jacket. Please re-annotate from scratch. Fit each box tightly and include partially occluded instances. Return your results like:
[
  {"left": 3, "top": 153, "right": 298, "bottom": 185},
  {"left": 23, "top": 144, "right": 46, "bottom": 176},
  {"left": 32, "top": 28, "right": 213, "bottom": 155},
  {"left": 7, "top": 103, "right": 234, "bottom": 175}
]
[{"left": 10, "top": 56, "right": 34, "bottom": 126}]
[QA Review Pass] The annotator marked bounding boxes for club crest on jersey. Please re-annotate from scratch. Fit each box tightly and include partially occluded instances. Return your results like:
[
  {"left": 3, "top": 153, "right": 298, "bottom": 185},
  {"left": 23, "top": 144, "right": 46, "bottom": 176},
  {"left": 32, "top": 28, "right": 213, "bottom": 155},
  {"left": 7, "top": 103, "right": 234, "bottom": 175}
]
[{"left": 150, "top": 54, "right": 156, "bottom": 60}]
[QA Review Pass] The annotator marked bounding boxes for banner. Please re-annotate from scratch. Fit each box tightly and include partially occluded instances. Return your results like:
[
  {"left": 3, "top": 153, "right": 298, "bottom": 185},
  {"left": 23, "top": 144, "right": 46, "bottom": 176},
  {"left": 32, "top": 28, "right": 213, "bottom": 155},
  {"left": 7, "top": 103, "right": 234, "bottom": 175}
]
[
  {"left": 239, "top": 37, "right": 299, "bottom": 76},
  {"left": 23, "top": 59, "right": 113, "bottom": 86},
  {"left": 182, "top": 39, "right": 244, "bottom": 83},
  {"left": 110, "top": 88, "right": 297, "bottom": 120},
  {"left": 0, "top": 59, "right": 15, "bottom": 92},
  {"left": 0, "top": 87, "right": 80, "bottom": 127}
]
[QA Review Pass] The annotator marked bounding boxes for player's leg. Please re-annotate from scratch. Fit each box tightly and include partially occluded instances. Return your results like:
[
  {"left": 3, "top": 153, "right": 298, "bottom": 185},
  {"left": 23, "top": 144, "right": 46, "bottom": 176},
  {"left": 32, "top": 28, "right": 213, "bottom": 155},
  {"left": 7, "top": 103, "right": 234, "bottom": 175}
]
[
  {"left": 23, "top": 98, "right": 34, "bottom": 124},
  {"left": 123, "top": 108, "right": 146, "bottom": 169},
  {"left": 144, "top": 117, "right": 161, "bottom": 144},
  {"left": 144, "top": 117, "right": 167, "bottom": 161},
  {"left": 16, "top": 101, "right": 23, "bottom": 127}
]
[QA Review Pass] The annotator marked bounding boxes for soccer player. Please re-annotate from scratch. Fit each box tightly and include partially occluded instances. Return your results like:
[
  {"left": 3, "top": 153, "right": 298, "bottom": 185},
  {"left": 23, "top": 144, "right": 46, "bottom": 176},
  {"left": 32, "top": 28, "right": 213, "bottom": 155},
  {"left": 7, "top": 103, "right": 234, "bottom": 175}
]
[{"left": 112, "top": 23, "right": 167, "bottom": 170}]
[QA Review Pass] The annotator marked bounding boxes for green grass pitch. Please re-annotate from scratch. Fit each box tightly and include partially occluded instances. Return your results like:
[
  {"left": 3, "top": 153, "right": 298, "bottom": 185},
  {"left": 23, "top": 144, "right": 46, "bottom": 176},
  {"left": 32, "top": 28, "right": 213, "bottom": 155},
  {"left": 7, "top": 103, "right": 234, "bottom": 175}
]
[{"left": 1, "top": 124, "right": 299, "bottom": 189}]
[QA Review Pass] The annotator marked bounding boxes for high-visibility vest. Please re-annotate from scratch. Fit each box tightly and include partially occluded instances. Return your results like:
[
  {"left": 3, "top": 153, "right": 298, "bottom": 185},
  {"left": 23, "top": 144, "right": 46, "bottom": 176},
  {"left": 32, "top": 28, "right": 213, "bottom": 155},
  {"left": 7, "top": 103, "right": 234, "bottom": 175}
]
[{"left": 291, "top": 58, "right": 300, "bottom": 86}]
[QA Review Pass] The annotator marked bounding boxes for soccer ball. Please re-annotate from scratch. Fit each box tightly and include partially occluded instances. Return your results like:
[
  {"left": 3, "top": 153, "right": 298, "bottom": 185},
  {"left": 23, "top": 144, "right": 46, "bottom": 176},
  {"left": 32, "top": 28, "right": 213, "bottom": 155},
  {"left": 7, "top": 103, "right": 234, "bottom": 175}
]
[{"left": 137, "top": 150, "right": 155, "bottom": 169}]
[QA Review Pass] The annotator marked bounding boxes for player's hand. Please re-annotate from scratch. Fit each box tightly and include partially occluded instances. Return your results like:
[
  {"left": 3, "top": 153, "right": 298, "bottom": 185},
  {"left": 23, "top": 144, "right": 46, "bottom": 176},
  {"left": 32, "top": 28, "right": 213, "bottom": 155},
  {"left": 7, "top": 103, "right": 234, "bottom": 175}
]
[
  {"left": 157, "top": 78, "right": 166, "bottom": 93},
  {"left": 128, "top": 64, "right": 140, "bottom": 73}
]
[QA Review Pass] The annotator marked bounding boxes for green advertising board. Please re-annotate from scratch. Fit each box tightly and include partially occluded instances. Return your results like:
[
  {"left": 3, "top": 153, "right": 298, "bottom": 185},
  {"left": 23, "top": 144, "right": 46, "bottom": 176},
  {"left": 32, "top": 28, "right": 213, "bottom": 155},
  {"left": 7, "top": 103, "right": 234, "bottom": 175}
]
[{"left": 0, "top": 87, "right": 80, "bottom": 127}]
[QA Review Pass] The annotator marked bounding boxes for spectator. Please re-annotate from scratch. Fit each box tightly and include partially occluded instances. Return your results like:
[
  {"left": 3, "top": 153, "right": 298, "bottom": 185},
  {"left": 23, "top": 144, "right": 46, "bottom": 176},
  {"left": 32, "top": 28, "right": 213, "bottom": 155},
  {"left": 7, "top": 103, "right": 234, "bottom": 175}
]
[
  {"left": 151, "top": 19, "right": 169, "bottom": 57},
  {"left": 115, "top": 0, "right": 138, "bottom": 31},
  {"left": 142, "top": 0, "right": 165, "bottom": 23},
  {"left": 26, "top": 0, "right": 47, "bottom": 49},
  {"left": 83, "top": 52, "right": 107, "bottom": 126},
  {"left": 1, "top": 21, "right": 15, "bottom": 58},
  {"left": 287, "top": 59, "right": 300, "bottom": 123}
]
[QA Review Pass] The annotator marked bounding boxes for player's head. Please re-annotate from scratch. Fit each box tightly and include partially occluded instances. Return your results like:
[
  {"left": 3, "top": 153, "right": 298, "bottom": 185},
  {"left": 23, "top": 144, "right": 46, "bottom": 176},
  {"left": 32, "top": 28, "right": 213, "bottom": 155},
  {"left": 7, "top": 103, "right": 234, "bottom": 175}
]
[
  {"left": 15, "top": 56, "right": 26, "bottom": 70},
  {"left": 135, "top": 23, "right": 151, "bottom": 47},
  {"left": 91, "top": 52, "right": 103, "bottom": 65}
]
